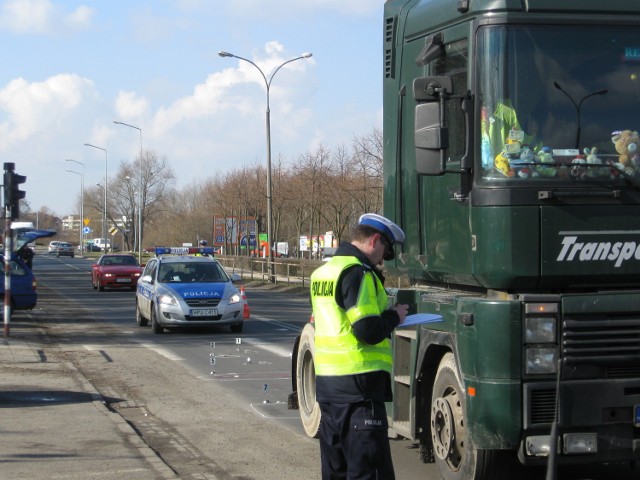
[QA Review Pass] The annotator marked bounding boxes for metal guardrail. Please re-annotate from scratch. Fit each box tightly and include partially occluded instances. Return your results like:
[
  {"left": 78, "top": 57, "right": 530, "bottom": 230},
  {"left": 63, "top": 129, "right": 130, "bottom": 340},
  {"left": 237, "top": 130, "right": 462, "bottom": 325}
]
[{"left": 217, "top": 256, "right": 317, "bottom": 287}]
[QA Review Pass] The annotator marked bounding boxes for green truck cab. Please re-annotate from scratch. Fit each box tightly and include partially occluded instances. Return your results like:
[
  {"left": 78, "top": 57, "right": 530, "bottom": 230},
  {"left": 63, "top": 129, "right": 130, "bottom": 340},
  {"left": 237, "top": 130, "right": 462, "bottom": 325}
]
[{"left": 290, "top": 1, "right": 640, "bottom": 478}]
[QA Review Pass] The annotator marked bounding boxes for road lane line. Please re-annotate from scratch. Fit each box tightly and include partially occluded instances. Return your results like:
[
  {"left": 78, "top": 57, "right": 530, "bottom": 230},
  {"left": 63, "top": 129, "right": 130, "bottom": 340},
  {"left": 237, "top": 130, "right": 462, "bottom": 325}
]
[
  {"left": 136, "top": 342, "right": 184, "bottom": 361},
  {"left": 241, "top": 338, "right": 293, "bottom": 358},
  {"left": 248, "top": 314, "right": 304, "bottom": 332}
]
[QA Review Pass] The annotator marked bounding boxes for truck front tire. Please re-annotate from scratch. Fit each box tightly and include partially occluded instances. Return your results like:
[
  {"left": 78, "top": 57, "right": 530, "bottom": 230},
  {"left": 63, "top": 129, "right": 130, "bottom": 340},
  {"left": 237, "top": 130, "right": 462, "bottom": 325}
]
[
  {"left": 431, "top": 352, "right": 512, "bottom": 480},
  {"left": 296, "top": 323, "right": 321, "bottom": 437}
]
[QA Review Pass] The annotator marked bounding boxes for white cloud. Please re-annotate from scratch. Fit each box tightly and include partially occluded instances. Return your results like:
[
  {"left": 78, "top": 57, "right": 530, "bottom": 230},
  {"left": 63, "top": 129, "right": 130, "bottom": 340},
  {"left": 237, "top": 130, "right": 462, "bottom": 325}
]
[
  {"left": 0, "top": 0, "right": 93, "bottom": 34},
  {"left": 0, "top": 73, "right": 94, "bottom": 149},
  {"left": 153, "top": 41, "right": 314, "bottom": 136},
  {"left": 115, "top": 91, "right": 149, "bottom": 119}
]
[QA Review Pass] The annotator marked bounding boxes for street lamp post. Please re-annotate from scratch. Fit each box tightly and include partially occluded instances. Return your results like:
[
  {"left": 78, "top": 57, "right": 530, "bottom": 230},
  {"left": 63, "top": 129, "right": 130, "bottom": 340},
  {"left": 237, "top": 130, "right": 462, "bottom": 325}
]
[
  {"left": 84, "top": 143, "right": 108, "bottom": 251},
  {"left": 553, "top": 82, "right": 608, "bottom": 148},
  {"left": 65, "top": 161, "right": 84, "bottom": 256},
  {"left": 218, "top": 49, "right": 312, "bottom": 283},
  {"left": 113, "top": 121, "right": 143, "bottom": 263}
]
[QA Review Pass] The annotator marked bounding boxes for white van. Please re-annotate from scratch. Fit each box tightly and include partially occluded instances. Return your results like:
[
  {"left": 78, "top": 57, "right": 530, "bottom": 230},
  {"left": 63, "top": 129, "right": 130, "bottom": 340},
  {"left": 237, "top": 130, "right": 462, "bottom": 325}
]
[{"left": 92, "top": 238, "right": 111, "bottom": 251}]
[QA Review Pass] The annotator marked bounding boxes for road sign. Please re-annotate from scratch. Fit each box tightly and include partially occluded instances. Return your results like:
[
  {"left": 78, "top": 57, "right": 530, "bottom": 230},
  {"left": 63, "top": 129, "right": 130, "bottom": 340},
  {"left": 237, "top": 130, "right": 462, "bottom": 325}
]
[
  {"left": 83, "top": 218, "right": 90, "bottom": 226},
  {"left": 109, "top": 226, "right": 117, "bottom": 236},
  {"left": 82, "top": 227, "right": 90, "bottom": 235}
]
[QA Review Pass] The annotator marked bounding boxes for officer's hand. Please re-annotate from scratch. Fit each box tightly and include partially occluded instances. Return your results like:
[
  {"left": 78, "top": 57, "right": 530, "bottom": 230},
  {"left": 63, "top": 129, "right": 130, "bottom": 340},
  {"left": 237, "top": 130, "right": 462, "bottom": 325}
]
[{"left": 392, "top": 303, "right": 409, "bottom": 324}]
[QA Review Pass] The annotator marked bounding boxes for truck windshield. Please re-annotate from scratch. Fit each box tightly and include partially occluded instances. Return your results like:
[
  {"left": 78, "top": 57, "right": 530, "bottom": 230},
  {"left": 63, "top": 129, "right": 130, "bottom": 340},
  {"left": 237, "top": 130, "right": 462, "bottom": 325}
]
[{"left": 477, "top": 24, "right": 640, "bottom": 186}]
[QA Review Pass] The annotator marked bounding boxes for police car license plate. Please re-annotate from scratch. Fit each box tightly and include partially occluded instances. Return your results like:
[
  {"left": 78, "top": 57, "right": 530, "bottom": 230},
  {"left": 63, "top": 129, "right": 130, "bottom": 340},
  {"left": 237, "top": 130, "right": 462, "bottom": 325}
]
[
  {"left": 191, "top": 309, "right": 217, "bottom": 317},
  {"left": 116, "top": 278, "right": 131, "bottom": 283},
  {"left": 635, "top": 405, "right": 640, "bottom": 427}
]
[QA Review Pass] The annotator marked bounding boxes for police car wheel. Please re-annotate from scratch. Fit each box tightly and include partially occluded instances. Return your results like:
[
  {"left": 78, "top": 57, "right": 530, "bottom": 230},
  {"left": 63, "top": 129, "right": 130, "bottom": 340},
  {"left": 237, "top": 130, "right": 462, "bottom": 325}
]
[
  {"left": 136, "top": 303, "right": 148, "bottom": 327},
  {"left": 151, "top": 306, "right": 164, "bottom": 334},
  {"left": 296, "top": 323, "right": 321, "bottom": 438}
]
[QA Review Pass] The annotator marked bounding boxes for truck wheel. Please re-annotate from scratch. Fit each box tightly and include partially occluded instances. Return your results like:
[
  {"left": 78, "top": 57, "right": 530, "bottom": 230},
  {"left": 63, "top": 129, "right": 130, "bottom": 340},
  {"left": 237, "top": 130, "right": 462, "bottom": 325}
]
[
  {"left": 296, "top": 323, "right": 321, "bottom": 437},
  {"left": 431, "top": 353, "right": 511, "bottom": 480}
]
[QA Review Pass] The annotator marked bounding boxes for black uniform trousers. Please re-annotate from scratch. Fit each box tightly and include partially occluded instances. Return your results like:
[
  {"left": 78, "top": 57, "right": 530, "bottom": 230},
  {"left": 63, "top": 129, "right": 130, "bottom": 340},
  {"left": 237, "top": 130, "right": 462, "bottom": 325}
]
[{"left": 318, "top": 400, "right": 395, "bottom": 480}]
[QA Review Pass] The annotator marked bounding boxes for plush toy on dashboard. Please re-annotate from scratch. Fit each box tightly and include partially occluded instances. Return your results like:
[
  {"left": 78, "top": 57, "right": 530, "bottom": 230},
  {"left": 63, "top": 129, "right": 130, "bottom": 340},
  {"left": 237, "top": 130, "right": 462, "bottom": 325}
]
[
  {"left": 535, "top": 146, "right": 557, "bottom": 177},
  {"left": 510, "top": 144, "right": 536, "bottom": 178},
  {"left": 493, "top": 129, "right": 524, "bottom": 177},
  {"left": 584, "top": 147, "right": 603, "bottom": 178},
  {"left": 570, "top": 154, "right": 587, "bottom": 179},
  {"left": 612, "top": 130, "right": 640, "bottom": 172}
]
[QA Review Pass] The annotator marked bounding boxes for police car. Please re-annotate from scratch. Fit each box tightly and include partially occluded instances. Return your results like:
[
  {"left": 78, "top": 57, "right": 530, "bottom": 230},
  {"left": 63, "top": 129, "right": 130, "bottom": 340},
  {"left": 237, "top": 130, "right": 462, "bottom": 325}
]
[{"left": 135, "top": 247, "right": 244, "bottom": 334}]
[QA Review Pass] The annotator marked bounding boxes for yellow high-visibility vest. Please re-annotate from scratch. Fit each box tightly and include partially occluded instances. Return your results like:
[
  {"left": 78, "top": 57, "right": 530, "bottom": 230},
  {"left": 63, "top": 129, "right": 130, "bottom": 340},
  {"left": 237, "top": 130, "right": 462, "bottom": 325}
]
[{"left": 311, "top": 256, "right": 392, "bottom": 376}]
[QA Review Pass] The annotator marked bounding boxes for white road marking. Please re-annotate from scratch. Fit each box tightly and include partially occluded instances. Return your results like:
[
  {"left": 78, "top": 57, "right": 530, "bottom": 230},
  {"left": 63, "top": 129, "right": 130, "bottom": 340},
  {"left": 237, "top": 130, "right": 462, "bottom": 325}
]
[
  {"left": 136, "top": 342, "right": 184, "bottom": 361},
  {"left": 243, "top": 337, "right": 293, "bottom": 357},
  {"left": 249, "top": 314, "right": 303, "bottom": 332}
]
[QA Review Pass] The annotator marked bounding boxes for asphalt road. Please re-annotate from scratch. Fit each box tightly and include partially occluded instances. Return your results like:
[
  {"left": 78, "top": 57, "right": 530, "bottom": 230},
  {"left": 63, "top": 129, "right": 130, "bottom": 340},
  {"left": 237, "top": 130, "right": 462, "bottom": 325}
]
[{"left": 23, "top": 251, "right": 639, "bottom": 480}]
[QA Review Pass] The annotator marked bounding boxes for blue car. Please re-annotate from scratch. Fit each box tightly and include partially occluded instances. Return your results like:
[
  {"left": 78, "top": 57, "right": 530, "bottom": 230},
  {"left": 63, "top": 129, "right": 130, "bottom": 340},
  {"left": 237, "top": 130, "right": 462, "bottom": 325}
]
[
  {"left": 1, "top": 229, "right": 56, "bottom": 312},
  {"left": 0, "top": 254, "right": 38, "bottom": 311}
]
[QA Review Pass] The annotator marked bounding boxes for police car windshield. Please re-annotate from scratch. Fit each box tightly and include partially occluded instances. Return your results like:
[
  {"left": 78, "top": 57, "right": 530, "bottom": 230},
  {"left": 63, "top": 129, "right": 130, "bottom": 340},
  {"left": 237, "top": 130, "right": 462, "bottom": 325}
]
[{"left": 159, "top": 261, "right": 227, "bottom": 283}]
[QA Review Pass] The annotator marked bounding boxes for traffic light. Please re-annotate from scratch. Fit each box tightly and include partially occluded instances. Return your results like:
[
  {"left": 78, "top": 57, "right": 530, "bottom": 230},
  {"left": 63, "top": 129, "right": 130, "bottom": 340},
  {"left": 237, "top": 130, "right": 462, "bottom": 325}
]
[{"left": 3, "top": 162, "right": 26, "bottom": 220}]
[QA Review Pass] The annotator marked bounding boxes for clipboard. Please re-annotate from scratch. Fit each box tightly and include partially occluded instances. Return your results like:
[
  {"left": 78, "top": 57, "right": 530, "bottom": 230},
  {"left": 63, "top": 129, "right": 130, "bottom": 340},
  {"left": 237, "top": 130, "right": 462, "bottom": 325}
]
[{"left": 398, "top": 313, "right": 443, "bottom": 327}]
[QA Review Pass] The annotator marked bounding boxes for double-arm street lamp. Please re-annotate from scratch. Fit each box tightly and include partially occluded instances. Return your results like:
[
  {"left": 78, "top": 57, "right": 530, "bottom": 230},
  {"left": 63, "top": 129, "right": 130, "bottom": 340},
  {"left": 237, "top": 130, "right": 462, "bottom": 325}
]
[
  {"left": 84, "top": 143, "right": 108, "bottom": 250},
  {"left": 218, "top": 50, "right": 312, "bottom": 283},
  {"left": 113, "top": 121, "right": 143, "bottom": 263},
  {"left": 65, "top": 158, "right": 85, "bottom": 256}
]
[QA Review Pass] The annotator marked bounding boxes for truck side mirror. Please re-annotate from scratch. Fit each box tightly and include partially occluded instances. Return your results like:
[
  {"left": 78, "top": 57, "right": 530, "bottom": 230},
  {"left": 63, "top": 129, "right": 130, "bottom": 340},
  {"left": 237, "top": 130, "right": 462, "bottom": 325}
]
[
  {"left": 414, "top": 76, "right": 452, "bottom": 175},
  {"left": 415, "top": 103, "right": 448, "bottom": 175}
]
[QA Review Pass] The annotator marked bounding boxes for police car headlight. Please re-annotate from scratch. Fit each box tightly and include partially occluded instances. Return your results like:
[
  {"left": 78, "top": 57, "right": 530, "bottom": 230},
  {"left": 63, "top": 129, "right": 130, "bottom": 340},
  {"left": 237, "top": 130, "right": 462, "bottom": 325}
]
[
  {"left": 158, "top": 294, "right": 178, "bottom": 306},
  {"left": 229, "top": 293, "right": 241, "bottom": 305}
]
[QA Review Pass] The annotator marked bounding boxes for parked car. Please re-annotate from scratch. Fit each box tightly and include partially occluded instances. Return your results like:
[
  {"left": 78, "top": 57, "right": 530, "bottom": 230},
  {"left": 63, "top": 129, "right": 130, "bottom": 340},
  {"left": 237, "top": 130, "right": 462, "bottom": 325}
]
[
  {"left": 48, "top": 241, "right": 74, "bottom": 258},
  {"left": 136, "top": 247, "right": 243, "bottom": 333},
  {"left": 4, "top": 230, "right": 56, "bottom": 312},
  {"left": 0, "top": 254, "right": 38, "bottom": 311},
  {"left": 92, "top": 254, "right": 143, "bottom": 291},
  {"left": 79, "top": 241, "right": 102, "bottom": 252}
]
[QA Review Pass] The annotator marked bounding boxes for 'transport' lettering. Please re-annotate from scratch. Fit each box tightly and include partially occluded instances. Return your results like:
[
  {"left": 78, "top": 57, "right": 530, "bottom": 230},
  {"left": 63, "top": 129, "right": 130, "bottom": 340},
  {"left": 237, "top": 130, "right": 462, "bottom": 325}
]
[{"left": 556, "top": 235, "right": 640, "bottom": 267}]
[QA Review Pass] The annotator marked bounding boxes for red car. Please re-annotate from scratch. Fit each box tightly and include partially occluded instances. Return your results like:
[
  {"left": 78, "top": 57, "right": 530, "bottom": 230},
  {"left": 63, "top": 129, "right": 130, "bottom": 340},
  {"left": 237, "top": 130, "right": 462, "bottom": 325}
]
[{"left": 91, "top": 254, "right": 143, "bottom": 291}]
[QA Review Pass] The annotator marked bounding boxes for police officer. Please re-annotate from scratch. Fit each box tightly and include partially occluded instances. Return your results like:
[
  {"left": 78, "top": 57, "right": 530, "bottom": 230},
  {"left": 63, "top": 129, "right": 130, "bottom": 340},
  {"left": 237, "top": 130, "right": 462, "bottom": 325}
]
[{"left": 310, "top": 213, "right": 409, "bottom": 480}]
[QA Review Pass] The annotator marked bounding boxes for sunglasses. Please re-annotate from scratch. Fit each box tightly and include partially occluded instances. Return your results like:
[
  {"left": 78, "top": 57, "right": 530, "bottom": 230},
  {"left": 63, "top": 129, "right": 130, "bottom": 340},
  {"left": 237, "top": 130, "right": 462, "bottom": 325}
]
[{"left": 379, "top": 234, "right": 394, "bottom": 260}]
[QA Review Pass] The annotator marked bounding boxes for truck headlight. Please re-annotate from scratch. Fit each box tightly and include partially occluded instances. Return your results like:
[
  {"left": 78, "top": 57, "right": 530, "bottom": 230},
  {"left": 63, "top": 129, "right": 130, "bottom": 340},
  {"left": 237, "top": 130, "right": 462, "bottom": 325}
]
[
  {"left": 564, "top": 433, "right": 597, "bottom": 454},
  {"left": 526, "top": 347, "right": 557, "bottom": 374},
  {"left": 525, "top": 316, "right": 556, "bottom": 343}
]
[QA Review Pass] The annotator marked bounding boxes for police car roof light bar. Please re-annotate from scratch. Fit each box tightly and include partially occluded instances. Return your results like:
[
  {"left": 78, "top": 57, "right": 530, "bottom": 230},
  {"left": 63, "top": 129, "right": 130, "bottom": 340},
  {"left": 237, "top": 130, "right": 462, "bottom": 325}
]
[{"left": 154, "top": 246, "right": 215, "bottom": 256}]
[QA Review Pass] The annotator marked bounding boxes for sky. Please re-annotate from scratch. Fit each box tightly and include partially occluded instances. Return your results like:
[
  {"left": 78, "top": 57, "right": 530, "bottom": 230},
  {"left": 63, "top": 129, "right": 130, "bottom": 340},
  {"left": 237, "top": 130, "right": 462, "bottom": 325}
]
[{"left": 0, "top": 0, "right": 384, "bottom": 218}]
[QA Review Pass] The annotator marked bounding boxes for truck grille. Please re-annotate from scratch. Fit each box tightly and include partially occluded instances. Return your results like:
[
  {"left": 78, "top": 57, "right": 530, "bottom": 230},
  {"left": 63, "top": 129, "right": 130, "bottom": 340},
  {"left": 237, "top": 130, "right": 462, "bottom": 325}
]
[
  {"left": 562, "top": 314, "right": 640, "bottom": 376},
  {"left": 530, "top": 388, "right": 557, "bottom": 425}
]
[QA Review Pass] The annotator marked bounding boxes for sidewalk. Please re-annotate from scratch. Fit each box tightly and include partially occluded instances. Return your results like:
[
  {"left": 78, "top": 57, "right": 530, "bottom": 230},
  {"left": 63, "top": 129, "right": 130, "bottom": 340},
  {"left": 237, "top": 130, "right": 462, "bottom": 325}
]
[{"left": 0, "top": 316, "right": 177, "bottom": 480}]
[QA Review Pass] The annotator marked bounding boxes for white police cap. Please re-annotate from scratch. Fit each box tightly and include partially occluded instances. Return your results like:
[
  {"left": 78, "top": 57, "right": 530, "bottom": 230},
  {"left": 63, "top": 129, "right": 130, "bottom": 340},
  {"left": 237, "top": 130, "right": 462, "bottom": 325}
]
[{"left": 358, "top": 213, "right": 405, "bottom": 245}]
